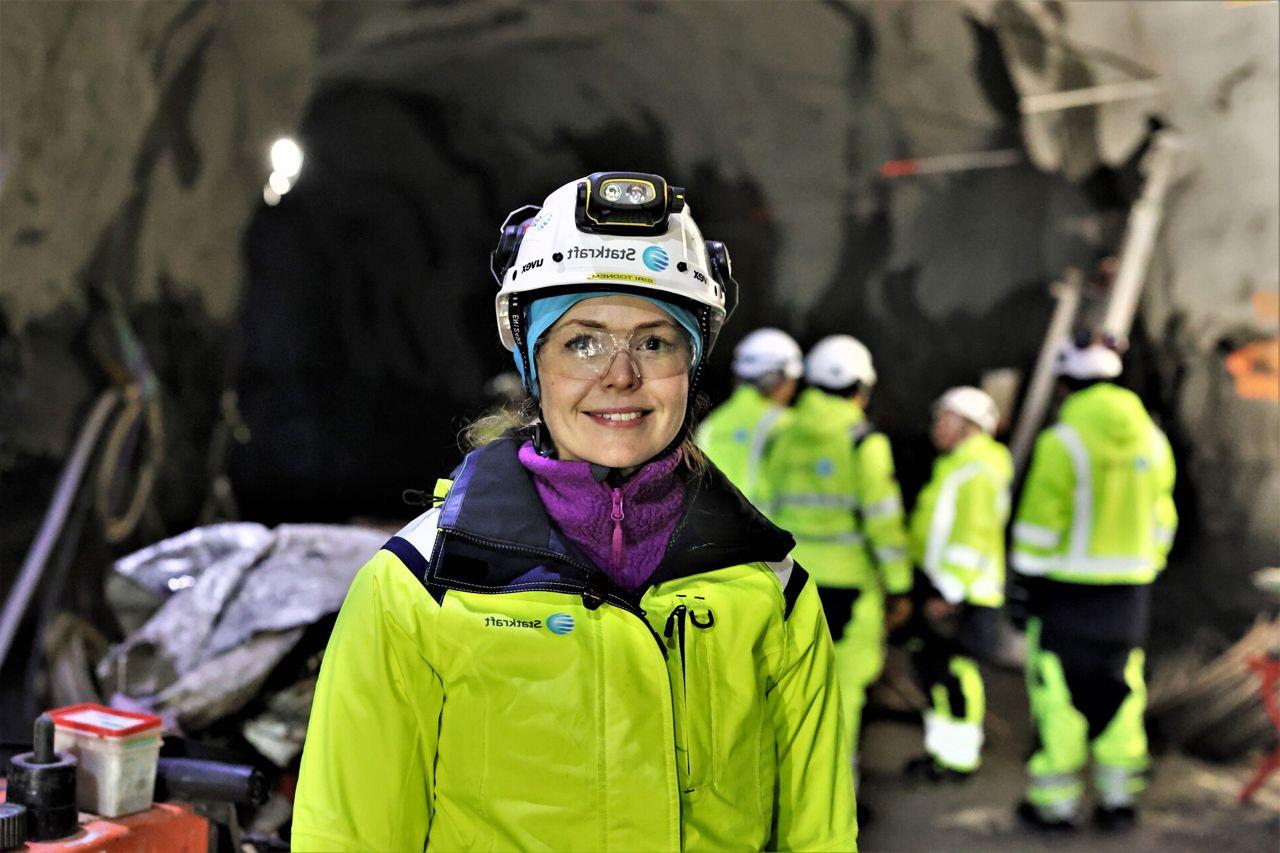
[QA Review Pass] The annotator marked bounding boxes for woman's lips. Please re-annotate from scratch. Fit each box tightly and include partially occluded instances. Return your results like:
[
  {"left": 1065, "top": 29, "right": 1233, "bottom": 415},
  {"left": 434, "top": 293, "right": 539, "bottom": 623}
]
[{"left": 584, "top": 409, "right": 651, "bottom": 428}]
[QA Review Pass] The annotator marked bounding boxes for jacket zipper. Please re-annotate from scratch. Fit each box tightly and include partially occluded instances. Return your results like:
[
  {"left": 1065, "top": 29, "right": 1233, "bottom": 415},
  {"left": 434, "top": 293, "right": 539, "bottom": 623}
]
[
  {"left": 663, "top": 604, "right": 693, "bottom": 786},
  {"left": 437, "top": 527, "right": 667, "bottom": 656},
  {"left": 610, "top": 488, "right": 625, "bottom": 574}
]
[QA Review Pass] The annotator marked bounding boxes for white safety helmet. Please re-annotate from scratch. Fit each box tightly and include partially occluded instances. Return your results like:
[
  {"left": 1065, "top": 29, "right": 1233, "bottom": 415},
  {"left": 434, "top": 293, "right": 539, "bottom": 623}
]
[
  {"left": 935, "top": 386, "right": 1000, "bottom": 435},
  {"left": 490, "top": 173, "right": 737, "bottom": 365},
  {"left": 733, "top": 328, "right": 803, "bottom": 381},
  {"left": 805, "top": 335, "right": 877, "bottom": 391},
  {"left": 1054, "top": 339, "right": 1122, "bottom": 380}
]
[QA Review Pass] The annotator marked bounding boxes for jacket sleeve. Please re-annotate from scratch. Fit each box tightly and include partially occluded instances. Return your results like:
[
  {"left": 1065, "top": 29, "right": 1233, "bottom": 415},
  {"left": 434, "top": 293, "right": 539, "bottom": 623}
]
[
  {"left": 1011, "top": 429, "right": 1074, "bottom": 576},
  {"left": 293, "top": 551, "right": 443, "bottom": 852},
  {"left": 855, "top": 433, "right": 912, "bottom": 594},
  {"left": 768, "top": 566, "right": 858, "bottom": 851},
  {"left": 926, "top": 467, "right": 1005, "bottom": 607},
  {"left": 1152, "top": 426, "right": 1178, "bottom": 570}
]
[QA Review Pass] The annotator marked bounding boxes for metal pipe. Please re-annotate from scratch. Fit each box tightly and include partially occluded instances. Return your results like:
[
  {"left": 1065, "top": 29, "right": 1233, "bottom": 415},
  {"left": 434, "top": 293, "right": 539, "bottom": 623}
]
[
  {"left": 1020, "top": 79, "right": 1164, "bottom": 114},
  {"left": 1101, "top": 130, "right": 1184, "bottom": 344},
  {"left": 1011, "top": 269, "right": 1084, "bottom": 479},
  {"left": 0, "top": 389, "right": 121, "bottom": 668}
]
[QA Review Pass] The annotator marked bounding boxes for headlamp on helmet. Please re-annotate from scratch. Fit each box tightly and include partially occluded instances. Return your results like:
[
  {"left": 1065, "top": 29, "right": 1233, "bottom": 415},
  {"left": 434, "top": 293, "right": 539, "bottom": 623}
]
[{"left": 575, "top": 172, "right": 685, "bottom": 235}]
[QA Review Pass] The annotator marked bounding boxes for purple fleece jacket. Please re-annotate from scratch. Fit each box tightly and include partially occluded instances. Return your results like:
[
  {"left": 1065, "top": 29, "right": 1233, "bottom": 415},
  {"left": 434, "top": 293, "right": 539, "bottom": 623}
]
[{"left": 517, "top": 441, "right": 686, "bottom": 591}]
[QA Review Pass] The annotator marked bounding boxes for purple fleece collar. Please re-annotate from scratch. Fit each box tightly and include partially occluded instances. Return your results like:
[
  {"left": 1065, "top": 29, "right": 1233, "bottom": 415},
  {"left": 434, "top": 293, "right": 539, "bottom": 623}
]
[{"left": 517, "top": 441, "right": 686, "bottom": 591}]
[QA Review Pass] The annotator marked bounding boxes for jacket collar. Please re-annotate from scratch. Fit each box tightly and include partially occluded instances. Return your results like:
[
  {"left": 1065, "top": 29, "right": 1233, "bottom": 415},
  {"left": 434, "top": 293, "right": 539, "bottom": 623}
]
[{"left": 433, "top": 435, "right": 794, "bottom": 593}]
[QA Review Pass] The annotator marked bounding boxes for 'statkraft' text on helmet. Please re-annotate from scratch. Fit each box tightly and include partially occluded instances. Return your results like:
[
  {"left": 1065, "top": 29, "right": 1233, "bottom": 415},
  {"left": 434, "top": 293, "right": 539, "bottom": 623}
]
[
  {"left": 805, "top": 335, "right": 877, "bottom": 390},
  {"left": 491, "top": 173, "right": 739, "bottom": 366}
]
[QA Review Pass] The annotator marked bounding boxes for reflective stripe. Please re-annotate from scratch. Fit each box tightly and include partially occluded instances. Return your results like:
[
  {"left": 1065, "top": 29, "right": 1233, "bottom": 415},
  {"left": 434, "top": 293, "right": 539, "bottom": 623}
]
[
  {"left": 1095, "top": 765, "right": 1144, "bottom": 807},
  {"left": 930, "top": 571, "right": 967, "bottom": 605},
  {"left": 1013, "top": 521, "right": 1060, "bottom": 550},
  {"left": 1154, "top": 525, "right": 1175, "bottom": 547},
  {"left": 1013, "top": 550, "right": 1150, "bottom": 577},
  {"left": 923, "top": 462, "right": 983, "bottom": 599},
  {"left": 861, "top": 496, "right": 902, "bottom": 519},
  {"left": 744, "top": 405, "right": 785, "bottom": 493},
  {"left": 775, "top": 493, "right": 859, "bottom": 510},
  {"left": 796, "top": 531, "right": 865, "bottom": 546},
  {"left": 1053, "top": 423, "right": 1094, "bottom": 561},
  {"left": 1011, "top": 549, "right": 1054, "bottom": 575},
  {"left": 943, "top": 544, "right": 991, "bottom": 571},
  {"left": 874, "top": 545, "right": 906, "bottom": 563},
  {"left": 924, "top": 712, "right": 982, "bottom": 772}
]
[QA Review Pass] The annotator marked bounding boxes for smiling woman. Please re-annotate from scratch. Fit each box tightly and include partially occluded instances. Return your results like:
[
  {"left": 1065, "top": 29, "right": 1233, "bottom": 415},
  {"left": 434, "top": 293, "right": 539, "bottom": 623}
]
[{"left": 293, "top": 173, "right": 857, "bottom": 852}]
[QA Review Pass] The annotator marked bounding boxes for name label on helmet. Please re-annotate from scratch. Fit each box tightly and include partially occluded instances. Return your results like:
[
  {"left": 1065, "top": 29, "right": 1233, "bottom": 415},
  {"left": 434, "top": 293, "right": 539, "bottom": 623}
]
[
  {"left": 520, "top": 258, "right": 543, "bottom": 274},
  {"left": 564, "top": 246, "right": 637, "bottom": 261},
  {"left": 588, "top": 272, "right": 655, "bottom": 284}
]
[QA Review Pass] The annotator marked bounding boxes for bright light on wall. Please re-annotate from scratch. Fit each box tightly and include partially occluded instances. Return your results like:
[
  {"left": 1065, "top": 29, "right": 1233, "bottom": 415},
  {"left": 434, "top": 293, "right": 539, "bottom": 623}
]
[
  {"left": 263, "top": 136, "right": 303, "bottom": 205},
  {"left": 270, "top": 138, "right": 304, "bottom": 178}
]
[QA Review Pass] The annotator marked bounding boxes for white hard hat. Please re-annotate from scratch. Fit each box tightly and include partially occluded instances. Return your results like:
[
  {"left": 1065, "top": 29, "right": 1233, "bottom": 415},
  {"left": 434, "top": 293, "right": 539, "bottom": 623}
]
[
  {"left": 935, "top": 386, "right": 1000, "bottom": 435},
  {"left": 491, "top": 173, "right": 736, "bottom": 356},
  {"left": 805, "top": 335, "right": 876, "bottom": 390},
  {"left": 733, "top": 328, "right": 803, "bottom": 380},
  {"left": 1054, "top": 340, "right": 1122, "bottom": 380}
]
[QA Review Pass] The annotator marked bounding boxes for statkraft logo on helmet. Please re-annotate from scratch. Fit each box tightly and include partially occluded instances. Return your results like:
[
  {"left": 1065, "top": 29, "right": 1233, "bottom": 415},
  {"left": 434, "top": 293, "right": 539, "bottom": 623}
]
[{"left": 562, "top": 246, "right": 636, "bottom": 261}]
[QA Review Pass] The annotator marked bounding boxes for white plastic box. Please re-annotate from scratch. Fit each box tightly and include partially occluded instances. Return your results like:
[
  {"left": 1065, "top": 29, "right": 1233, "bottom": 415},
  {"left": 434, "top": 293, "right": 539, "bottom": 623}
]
[{"left": 50, "top": 703, "right": 163, "bottom": 818}]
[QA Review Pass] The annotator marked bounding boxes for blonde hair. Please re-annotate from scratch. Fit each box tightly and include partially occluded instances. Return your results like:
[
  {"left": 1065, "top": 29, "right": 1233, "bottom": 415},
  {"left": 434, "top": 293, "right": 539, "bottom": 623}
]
[{"left": 461, "top": 395, "right": 710, "bottom": 479}]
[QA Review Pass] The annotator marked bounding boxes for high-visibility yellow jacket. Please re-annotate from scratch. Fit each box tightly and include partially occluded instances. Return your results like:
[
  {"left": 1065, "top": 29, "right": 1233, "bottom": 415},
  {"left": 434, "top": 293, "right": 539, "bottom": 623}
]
[
  {"left": 293, "top": 437, "right": 856, "bottom": 852},
  {"left": 762, "top": 388, "right": 912, "bottom": 595},
  {"left": 908, "top": 432, "right": 1013, "bottom": 607},
  {"left": 1012, "top": 383, "right": 1177, "bottom": 586},
  {"left": 695, "top": 385, "right": 792, "bottom": 504}
]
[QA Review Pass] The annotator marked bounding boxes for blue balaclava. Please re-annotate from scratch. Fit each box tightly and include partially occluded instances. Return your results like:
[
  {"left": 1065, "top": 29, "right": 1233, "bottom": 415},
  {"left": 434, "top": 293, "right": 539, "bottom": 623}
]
[{"left": 514, "top": 292, "right": 703, "bottom": 399}]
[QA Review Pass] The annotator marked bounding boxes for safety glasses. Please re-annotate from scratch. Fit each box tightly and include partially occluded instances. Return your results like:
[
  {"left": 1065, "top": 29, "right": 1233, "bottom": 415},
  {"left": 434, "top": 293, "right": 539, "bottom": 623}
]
[{"left": 537, "top": 324, "right": 693, "bottom": 380}]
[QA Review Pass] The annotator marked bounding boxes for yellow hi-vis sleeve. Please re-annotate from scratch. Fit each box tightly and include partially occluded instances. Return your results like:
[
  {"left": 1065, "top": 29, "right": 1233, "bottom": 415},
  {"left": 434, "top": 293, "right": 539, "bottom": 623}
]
[
  {"left": 293, "top": 552, "right": 443, "bottom": 852},
  {"left": 1011, "top": 429, "right": 1073, "bottom": 576},
  {"left": 768, "top": 574, "right": 859, "bottom": 851}
]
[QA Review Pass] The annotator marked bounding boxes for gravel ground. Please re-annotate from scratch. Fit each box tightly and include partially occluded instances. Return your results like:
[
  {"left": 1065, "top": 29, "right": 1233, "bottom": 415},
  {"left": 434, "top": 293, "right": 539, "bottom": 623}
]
[{"left": 857, "top": 667, "right": 1280, "bottom": 852}]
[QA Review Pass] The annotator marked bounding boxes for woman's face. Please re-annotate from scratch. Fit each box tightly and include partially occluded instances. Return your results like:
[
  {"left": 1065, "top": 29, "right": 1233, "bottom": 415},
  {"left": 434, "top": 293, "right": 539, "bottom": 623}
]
[{"left": 537, "top": 295, "right": 690, "bottom": 468}]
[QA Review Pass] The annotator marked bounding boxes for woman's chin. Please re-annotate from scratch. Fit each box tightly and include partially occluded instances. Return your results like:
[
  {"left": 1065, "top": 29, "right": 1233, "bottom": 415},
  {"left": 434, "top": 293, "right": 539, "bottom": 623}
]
[{"left": 569, "top": 433, "right": 666, "bottom": 469}]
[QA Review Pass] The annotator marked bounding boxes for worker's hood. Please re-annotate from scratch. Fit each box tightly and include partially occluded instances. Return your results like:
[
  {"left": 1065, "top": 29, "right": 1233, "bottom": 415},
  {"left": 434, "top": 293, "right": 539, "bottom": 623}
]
[
  {"left": 1060, "top": 383, "right": 1154, "bottom": 457},
  {"left": 790, "top": 387, "right": 864, "bottom": 439}
]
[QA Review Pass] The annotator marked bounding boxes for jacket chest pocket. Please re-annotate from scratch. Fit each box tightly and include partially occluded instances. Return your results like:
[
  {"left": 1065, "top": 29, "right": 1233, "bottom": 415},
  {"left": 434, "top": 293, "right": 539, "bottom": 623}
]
[{"left": 663, "top": 599, "right": 717, "bottom": 792}]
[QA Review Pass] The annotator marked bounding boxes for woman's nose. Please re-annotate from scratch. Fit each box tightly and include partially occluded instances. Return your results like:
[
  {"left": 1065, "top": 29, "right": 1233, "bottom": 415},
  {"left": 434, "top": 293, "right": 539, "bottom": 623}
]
[{"left": 599, "top": 348, "right": 642, "bottom": 389}]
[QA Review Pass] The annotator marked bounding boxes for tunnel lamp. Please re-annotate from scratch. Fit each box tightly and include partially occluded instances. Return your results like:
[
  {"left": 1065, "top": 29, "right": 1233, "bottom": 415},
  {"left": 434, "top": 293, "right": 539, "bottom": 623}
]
[{"left": 270, "top": 137, "right": 304, "bottom": 179}]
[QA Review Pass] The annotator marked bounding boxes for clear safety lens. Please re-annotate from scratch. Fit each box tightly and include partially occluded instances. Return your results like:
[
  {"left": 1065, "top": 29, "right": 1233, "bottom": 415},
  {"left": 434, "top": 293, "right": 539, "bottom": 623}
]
[{"left": 538, "top": 325, "right": 693, "bottom": 380}]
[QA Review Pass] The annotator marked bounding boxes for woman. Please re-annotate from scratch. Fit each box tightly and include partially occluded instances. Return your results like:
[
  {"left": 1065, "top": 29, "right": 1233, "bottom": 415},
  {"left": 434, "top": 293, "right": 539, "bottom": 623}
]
[{"left": 293, "top": 173, "right": 855, "bottom": 851}]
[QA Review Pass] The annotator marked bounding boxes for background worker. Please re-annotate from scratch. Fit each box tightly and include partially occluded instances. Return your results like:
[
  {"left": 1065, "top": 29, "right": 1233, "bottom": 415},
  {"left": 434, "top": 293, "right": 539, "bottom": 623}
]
[
  {"left": 904, "top": 386, "right": 1012, "bottom": 781},
  {"left": 764, "top": 334, "right": 913, "bottom": 779},
  {"left": 696, "top": 327, "right": 803, "bottom": 503},
  {"left": 1011, "top": 337, "right": 1177, "bottom": 832}
]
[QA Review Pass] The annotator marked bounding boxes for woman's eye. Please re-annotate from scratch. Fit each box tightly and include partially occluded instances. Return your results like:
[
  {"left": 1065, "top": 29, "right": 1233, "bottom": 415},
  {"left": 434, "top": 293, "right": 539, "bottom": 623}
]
[
  {"left": 637, "top": 335, "right": 675, "bottom": 353},
  {"left": 565, "top": 334, "right": 603, "bottom": 356}
]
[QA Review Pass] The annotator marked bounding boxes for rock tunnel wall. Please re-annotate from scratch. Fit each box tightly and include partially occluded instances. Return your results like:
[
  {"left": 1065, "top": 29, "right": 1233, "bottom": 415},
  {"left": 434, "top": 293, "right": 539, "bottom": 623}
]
[{"left": 1, "top": 0, "right": 1276, "bottom": 640}]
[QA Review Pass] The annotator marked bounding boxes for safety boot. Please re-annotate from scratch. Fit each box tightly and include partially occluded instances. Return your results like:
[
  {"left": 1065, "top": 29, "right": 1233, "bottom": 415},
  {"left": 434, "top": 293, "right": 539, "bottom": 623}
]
[
  {"left": 1093, "top": 804, "right": 1137, "bottom": 832},
  {"left": 1015, "top": 800, "right": 1077, "bottom": 832}
]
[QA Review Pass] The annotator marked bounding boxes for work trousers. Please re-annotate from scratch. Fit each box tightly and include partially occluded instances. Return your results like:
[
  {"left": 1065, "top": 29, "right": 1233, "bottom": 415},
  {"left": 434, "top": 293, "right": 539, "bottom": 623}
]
[
  {"left": 817, "top": 584, "right": 885, "bottom": 766},
  {"left": 1024, "top": 614, "right": 1149, "bottom": 818},
  {"left": 911, "top": 604, "right": 998, "bottom": 772}
]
